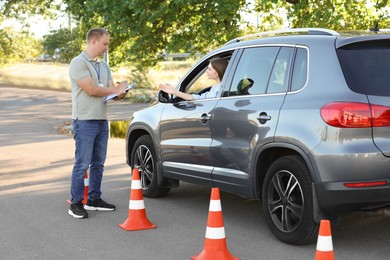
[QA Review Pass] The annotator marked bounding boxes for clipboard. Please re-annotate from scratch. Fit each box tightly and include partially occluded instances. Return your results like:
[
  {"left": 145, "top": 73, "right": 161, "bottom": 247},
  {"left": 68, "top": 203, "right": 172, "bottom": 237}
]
[{"left": 104, "top": 82, "right": 136, "bottom": 102}]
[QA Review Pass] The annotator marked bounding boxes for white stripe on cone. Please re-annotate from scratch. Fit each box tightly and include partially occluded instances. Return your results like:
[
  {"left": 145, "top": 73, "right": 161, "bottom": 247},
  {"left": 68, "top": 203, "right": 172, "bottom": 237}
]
[
  {"left": 129, "top": 200, "right": 145, "bottom": 210},
  {"left": 131, "top": 179, "right": 141, "bottom": 189},
  {"left": 205, "top": 227, "right": 226, "bottom": 240},
  {"left": 209, "top": 200, "right": 222, "bottom": 212},
  {"left": 316, "top": 235, "right": 333, "bottom": 251},
  {"left": 84, "top": 178, "right": 89, "bottom": 186}
]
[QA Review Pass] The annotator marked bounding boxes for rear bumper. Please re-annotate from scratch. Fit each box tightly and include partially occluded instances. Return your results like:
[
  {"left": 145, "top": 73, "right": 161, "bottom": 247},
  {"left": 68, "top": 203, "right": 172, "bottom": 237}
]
[{"left": 315, "top": 181, "right": 390, "bottom": 213}]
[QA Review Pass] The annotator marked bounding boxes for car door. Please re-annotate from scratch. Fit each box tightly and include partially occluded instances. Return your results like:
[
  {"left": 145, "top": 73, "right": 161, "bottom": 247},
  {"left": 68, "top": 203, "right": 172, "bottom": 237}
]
[
  {"left": 210, "top": 46, "right": 294, "bottom": 196},
  {"left": 160, "top": 99, "right": 219, "bottom": 185},
  {"left": 159, "top": 52, "right": 235, "bottom": 186}
]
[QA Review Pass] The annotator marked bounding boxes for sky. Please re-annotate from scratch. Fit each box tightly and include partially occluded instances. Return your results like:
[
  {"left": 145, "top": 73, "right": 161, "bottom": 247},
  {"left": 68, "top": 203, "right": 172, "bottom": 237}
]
[
  {"left": 2, "top": 13, "right": 70, "bottom": 38},
  {"left": 1, "top": 0, "right": 69, "bottom": 39}
]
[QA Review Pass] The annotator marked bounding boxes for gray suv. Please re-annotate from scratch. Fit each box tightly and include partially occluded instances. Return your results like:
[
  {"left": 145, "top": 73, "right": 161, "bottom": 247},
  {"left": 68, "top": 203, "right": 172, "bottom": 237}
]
[{"left": 126, "top": 28, "right": 390, "bottom": 245}]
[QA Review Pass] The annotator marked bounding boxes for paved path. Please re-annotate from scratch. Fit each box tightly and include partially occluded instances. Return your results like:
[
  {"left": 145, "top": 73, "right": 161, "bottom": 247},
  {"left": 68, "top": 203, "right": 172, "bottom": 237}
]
[
  {"left": 0, "top": 86, "right": 152, "bottom": 259},
  {"left": 2, "top": 86, "right": 390, "bottom": 260}
]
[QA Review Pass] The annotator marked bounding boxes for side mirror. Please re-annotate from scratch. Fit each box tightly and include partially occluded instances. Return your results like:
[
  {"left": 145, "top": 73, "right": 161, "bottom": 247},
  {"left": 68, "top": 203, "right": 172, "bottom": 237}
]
[{"left": 158, "top": 90, "right": 172, "bottom": 103}]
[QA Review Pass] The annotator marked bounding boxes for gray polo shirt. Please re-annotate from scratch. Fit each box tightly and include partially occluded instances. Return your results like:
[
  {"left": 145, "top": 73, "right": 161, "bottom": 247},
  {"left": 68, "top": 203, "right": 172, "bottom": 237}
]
[{"left": 69, "top": 51, "right": 112, "bottom": 120}]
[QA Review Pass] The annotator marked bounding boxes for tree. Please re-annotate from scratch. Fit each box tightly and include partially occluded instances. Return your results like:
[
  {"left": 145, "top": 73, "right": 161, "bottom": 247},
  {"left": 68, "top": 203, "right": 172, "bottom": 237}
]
[
  {"left": 1, "top": 0, "right": 62, "bottom": 33},
  {"left": 0, "top": 0, "right": 62, "bottom": 65},
  {"left": 43, "top": 27, "right": 84, "bottom": 63},
  {"left": 0, "top": 27, "right": 42, "bottom": 64},
  {"left": 64, "top": 0, "right": 247, "bottom": 69},
  {"left": 255, "top": 0, "right": 390, "bottom": 31},
  {"left": 1, "top": 0, "right": 58, "bottom": 17},
  {"left": 2, "top": 0, "right": 390, "bottom": 69}
]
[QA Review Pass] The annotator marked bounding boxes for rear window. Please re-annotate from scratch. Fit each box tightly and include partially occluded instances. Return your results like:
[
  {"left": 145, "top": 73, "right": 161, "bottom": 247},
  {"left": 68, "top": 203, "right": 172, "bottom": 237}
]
[{"left": 337, "top": 40, "right": 390, "bottom": 96}]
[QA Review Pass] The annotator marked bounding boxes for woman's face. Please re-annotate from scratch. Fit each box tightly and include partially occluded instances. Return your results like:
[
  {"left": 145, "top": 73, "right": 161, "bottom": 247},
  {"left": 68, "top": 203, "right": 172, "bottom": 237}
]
[{"left": 206, "top": 63, "right": 219, "bottom": 81}]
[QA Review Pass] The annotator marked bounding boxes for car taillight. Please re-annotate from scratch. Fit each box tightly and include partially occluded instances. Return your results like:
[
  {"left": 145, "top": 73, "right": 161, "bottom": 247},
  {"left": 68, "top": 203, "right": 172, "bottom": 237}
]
[
  {"left": 320, "top": 102, "right": 390, "bottom": 128},
  {"left": 371, "top": 104, "right": 390, "bottom": 127},
  {"left": 344, "top": 181, "right": 388, "bottom": 188}
]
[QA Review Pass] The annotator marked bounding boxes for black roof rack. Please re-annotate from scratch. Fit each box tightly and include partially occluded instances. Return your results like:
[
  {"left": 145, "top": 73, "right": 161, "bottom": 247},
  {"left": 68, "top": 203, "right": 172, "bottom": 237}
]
[{"left": 225, "top": 28, "right": 340, "bottom": 45}]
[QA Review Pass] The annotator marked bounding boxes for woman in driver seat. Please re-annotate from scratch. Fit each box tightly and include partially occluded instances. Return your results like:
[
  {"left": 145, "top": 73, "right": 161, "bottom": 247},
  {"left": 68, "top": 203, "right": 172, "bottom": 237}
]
[{"left": 159, "top": 57, "right": 228, "bottom": 100}]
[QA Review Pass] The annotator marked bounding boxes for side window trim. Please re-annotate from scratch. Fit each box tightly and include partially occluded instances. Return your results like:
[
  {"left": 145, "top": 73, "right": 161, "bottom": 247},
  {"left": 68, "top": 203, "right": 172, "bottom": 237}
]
[
  {"left": 221, "top": 49, "right": 244, "bottom": 98},
  {"left": 289, "top": 46, "right": 309, "bottom": 93},
  {"left": 267, "top": 47, "right": 296, "bottom": 94}
]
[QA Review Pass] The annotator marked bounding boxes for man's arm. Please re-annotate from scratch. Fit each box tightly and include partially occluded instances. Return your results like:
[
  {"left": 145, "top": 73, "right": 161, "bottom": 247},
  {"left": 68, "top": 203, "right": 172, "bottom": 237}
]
[{"left": 77, "top": 77, "right": 127, "bottom": 97}]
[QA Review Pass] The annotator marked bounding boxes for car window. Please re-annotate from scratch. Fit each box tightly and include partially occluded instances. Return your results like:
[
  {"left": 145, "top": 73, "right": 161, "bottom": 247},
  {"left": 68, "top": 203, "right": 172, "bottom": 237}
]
[
  {"left": 186, "top": 66, "right": 214, "bottom": 93},
  {"left": 184, "top": 52, "right": 233, "bottom": 97},
  {"left": 266, "top": 47, "right": 293, "bottom": 93},
  {"left": 291, "top": 48, "right": 308, "bottom": 92},
  {"left": 228, "top": 47, "right": 279, "bottom": 96},
  {"left": 337, "top": 41, "right": 390, "bottom": 96}
]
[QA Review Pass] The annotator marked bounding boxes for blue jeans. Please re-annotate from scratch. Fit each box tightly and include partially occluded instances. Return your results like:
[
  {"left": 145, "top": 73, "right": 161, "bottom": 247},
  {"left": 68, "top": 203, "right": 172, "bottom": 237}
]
[{"left": 71, "top": 119, "right": 108, "bottom": 203}]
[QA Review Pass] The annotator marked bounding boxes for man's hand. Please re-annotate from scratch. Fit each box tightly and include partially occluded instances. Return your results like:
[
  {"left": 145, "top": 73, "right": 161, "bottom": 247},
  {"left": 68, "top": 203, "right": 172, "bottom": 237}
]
[
  {"left": 115, "top": 80, "right": 129, "bottom": 100},
  {"left": 116, "top": 92, "right": 127, "bottom": 100}
]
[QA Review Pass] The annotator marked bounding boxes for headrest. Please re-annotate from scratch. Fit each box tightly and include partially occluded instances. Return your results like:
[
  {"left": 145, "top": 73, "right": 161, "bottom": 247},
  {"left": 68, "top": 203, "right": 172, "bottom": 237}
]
[{"left": 237, "top": 78, "right": 254, "bottom": 93}]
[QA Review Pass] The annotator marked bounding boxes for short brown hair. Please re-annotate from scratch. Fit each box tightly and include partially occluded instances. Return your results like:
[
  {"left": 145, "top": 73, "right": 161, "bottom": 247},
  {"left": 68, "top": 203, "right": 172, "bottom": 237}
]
[
  {"left": 210, "top": 57, "right": 228, "bottom": 81},
  {"left": 86, "top": 28, "right": 109, "bottom": 43}
]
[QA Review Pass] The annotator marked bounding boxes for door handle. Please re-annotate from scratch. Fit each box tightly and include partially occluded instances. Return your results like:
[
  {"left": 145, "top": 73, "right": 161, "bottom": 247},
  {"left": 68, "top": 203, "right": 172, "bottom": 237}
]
[
  {"left": 257, "top": 112, "right": 271, "bottom": 124},
  {"left": 200, "top": 113, "right": 211, "bottom": 124}
]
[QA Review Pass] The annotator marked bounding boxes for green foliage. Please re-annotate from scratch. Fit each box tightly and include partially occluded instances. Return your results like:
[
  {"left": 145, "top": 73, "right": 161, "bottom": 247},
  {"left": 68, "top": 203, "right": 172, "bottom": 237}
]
[
  {"left": 289, "top": 0, "right": 372, "bottom": 30},
  {"left": 1, "top": 0, "right": 60, "bottom": 65},
  {"left": 64, "top": 0, "right": 246, "bottom": 70},
  {"left": 0, "top": 27, "right": 42, "bottom": 64},
  {"left": 1, "top": 0, "right": 58, "bottom": 17},
  {"left": 252, "top": 1, "right": 290, "bottom": 31},
  {"left": 256, "top": 0, "right": 390, "bottom": 31},
  {"left": 109, "top": 120, "right": 130, "bottom": 139},
  {"left": 43, "top": 27, "right": 85, "bottom": 63},
  {"left": 2, "top": 0, "right": 390, "bottom": 69}
]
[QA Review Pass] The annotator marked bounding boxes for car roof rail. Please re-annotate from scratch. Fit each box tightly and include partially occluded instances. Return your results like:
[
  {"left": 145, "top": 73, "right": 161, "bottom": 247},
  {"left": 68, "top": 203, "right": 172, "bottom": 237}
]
[{"left": 225, "top": 28, "right": 340, "bottom": 45}]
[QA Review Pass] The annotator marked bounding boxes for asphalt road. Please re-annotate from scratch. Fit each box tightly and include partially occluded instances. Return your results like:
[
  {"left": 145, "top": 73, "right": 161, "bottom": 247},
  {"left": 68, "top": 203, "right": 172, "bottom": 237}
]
[{"left": 1, "top": 86, "right": 390, "bottom": 260}]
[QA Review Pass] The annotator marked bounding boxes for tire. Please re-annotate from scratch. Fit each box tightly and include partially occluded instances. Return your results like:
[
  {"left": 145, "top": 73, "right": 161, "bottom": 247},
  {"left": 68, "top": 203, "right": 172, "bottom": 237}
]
[
  {"left": 261, "top": 155, "right": 318, "bottom": 245},
  {"left": 131, "top": 135, "right": 170, "bottom": 198}
]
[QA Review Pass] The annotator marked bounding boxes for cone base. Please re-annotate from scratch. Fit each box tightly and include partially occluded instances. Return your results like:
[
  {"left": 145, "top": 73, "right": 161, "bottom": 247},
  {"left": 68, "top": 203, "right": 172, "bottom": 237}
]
[
  {"left": 118, "top": 217, "right": 157, "bottom": 231},
  {"left": 315, "top": 251, "right": 334, "bottom": 260},
  {"left": 192, "top": 239, "right": 239, "bottom": 260},
  {"left": 192, "top": 249, "right": 240, "bottom": 260}
]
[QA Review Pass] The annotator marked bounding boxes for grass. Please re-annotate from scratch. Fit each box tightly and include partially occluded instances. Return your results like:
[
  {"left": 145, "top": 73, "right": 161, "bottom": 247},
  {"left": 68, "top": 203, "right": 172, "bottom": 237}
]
[
  {"left": 0, "top": 63, "right": 71, "bottom": 91},
  {"left": 0, "top": 61, "right": 196, "bottom": 102}
]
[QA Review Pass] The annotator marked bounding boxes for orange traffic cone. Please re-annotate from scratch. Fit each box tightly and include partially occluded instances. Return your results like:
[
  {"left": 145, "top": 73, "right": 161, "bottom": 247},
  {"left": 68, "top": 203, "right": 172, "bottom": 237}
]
[
  {"left": 118, "top": 168, "right": 157, "bottom": 231},
  {"left": 81, "top": 170, "right": 89, "bottom": 204},
  {"left": 315, "top": 220, "right": 334, "bottom": 260},
  {"left": 66, "top": 170, "right": 89, "bottom": 204},
  {"left": 192, "top": 187, "right": 239, "bottom": 260}
]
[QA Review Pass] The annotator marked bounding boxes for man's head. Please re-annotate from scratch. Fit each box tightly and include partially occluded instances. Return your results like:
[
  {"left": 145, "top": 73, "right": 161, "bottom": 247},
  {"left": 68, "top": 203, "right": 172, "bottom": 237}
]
[{"left": 86, "top": 28, "right": 110, "bottom": 59}]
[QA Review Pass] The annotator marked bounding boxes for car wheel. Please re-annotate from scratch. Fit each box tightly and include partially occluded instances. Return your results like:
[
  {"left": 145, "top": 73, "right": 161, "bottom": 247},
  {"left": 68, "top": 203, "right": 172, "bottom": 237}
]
[
  {"left": 131, "top": 135, "right": 170, "bottom": 198},
  {"left": 262, "top": 155, "right": 318, "bottom": 245}
]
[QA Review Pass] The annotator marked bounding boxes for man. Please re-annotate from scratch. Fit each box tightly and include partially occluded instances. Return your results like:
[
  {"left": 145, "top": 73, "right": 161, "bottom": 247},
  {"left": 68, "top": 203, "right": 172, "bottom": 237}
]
[{"left": 68, "top": 28, "right": 128, "bottom": 219}]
